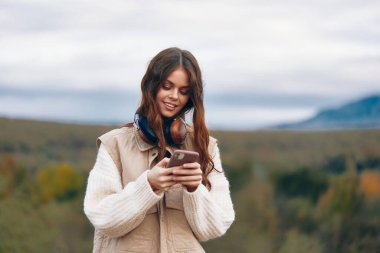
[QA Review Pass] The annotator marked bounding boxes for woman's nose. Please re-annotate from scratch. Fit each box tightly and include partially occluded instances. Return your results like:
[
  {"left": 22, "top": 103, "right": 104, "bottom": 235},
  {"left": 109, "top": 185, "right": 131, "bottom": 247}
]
[{"left": 169, "top": 89, "right": 179, "bottom": 99}]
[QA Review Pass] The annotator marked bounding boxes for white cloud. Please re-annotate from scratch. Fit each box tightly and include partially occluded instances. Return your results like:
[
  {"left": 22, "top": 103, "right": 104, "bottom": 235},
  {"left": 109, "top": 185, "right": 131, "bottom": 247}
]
[
  {"left": 0, "top": 0, "right": 379, "bottom": 127},
  {"left": 206, "top": 104, "right": 317, "bottom": 129}
]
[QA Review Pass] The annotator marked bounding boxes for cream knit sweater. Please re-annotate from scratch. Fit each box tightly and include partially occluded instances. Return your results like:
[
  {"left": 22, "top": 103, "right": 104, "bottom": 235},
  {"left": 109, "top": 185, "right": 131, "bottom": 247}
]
[{"left": 84, "top": 143, "right": 235, "bottom": 241}]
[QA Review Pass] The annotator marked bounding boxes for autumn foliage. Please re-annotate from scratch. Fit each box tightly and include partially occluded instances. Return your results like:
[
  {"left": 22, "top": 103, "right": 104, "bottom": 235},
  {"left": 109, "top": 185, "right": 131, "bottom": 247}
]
[
  {"left": 1, "top": 118, "right": 380, "bottom": 253},
  {"left": 359, "top": 170, "right": 380, "bottom": 197},
  {"left": 36, "top": 163, "right": 83, "bottom": 202}
]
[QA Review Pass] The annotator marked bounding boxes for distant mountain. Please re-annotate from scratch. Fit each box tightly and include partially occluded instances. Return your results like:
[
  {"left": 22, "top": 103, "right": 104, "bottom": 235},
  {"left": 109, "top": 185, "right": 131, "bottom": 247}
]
[{"left": 277, "top": 95, "right": 380, "bottom": 130}]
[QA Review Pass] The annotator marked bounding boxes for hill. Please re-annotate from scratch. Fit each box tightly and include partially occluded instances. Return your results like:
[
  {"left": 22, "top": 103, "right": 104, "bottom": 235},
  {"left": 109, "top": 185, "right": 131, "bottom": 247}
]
[
  {"left": 277, "top": 95, "right": 380, "bottom": 129},
  {"left": 1, "top": 116, "right": 380, "bottom": 174},
  {"left": 0, "top": 117, "right": 115, "bottom": 171}
]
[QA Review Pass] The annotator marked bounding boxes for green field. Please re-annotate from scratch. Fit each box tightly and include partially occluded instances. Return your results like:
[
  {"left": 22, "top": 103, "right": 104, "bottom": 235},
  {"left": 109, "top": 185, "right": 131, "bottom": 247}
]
[{"left": 1, "top": 117, "right": 380, "bottom": 253}]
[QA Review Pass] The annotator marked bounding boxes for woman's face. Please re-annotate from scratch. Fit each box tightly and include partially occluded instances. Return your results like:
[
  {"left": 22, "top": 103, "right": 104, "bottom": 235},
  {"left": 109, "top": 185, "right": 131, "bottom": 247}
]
[{"left": 155, "top": 67, "right": 191, "bottom": 118}]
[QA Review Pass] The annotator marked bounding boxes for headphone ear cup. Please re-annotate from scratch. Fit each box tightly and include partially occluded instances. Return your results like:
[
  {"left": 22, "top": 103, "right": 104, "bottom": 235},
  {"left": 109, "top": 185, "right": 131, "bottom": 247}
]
[
  {"left": 169, "top": 118, "right": 187, "bottom": 145},
  {"left": 136, "top": 113, "right": 186, "bottom": 146}
]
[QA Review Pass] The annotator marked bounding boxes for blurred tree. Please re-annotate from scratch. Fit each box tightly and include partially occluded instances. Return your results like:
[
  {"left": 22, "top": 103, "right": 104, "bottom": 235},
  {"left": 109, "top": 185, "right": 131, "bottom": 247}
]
[
  {"left": 357, "top": 157, "right": 380, "bottom": 172},
  {"left": 0, "top": 155, "right": 16, "bottom": 198},
  {"left": 36, "top": 163, "right": 83, "bottom": 203},
  {"left": 278, "top": 197, "right": 316, "bottom": 234},
  {"left": 322, "top": 155, "right": 346, "bottom": 174},
  {"left": 273, "top": 168, "right": 328, "bottom": 202},
  {"left": 223, "top": 158, "right": 252, "bottom": 192},
  {"left": 316, "top": 157, "right": 365, "bottom": 252},
  {"left": 359, "top": 170, "right": 380, "bottom": 198},
  {"left": 0, "top": 155, "right": 28, "bottom": 199},
  {"left": 317, "top": 157, "right": 362, "bottom": 217}
]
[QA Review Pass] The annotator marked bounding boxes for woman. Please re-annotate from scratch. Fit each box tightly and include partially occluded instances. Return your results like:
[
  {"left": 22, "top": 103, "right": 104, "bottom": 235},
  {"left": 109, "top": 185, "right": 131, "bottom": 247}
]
[{"left": 84, "top": 47, "right": 235, "bottom": 253}]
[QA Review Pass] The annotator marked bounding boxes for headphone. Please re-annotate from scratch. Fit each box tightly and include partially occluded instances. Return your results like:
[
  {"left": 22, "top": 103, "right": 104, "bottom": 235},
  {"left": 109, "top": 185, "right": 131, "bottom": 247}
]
[{"left": 134, "top": 113, "right": 187, "bottom": 146}]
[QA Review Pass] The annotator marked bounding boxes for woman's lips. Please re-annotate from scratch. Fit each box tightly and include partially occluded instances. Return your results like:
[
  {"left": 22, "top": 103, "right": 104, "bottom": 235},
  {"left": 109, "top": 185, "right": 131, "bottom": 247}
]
[{"left": 164, "top": 102, "right": 177, "bottom": 110}]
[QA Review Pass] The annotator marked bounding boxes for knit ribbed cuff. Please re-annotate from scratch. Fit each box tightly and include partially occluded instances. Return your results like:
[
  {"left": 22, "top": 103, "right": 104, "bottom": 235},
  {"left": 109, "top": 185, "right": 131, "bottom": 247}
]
[
  {"left": 182, "top": 184, "right": 209, "bottom": 213},
  {"left": 128, "top": 170, "right": 164, "bottom": 204}
]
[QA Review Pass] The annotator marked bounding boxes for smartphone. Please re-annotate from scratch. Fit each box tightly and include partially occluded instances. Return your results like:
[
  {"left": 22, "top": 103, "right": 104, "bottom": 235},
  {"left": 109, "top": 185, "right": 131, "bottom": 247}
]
[{"left": 167, "top": 150, "right": 199, "bottom": 168}]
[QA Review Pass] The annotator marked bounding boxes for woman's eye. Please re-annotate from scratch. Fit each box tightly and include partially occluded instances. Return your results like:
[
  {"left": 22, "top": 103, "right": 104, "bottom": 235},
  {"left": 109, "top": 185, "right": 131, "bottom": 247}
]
[
  {"left": 180, "top": 89, "right": 190, "bottom": 95},
  {"left": 162, "top": 83, "right": 171, "bottom": 90}
]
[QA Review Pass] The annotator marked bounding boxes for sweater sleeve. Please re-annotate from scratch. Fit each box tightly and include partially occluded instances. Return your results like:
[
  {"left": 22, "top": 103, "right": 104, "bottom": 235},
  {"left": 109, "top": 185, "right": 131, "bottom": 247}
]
[
  {"left": 182, "top": 144, "right": 235, "bottom": 241},
  {"left": 83, "top": 144, "right": 163, "bottom": 238}
]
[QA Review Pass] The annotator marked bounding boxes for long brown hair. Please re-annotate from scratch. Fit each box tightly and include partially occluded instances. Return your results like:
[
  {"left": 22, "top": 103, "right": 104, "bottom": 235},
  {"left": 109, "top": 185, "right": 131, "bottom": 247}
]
[{"left": 136, "top": 47, "right": 215, "bottom": 187}]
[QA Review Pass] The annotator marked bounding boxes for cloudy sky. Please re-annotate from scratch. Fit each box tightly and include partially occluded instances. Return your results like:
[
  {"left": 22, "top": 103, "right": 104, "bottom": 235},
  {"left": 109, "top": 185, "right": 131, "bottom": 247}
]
[{"left": 1, "top": 0, "right": 379, "bottom": 129}]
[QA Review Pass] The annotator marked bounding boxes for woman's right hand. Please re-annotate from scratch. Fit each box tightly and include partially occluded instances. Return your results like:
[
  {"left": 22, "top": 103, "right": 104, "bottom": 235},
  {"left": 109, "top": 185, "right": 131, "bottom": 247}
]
[{"left": 147, "top": 157, "right": 176, "bottom": 192}]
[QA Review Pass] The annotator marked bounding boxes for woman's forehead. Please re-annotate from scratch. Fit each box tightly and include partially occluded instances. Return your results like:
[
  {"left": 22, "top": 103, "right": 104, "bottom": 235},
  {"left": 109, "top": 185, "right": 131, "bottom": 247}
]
[{"left": 166, "top": 68, "right": 190, "bottom": 87}]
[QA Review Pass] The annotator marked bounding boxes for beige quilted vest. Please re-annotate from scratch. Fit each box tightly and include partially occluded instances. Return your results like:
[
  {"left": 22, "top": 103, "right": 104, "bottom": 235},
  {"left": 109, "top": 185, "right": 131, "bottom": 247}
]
[{"left": 92, "top": 126, "right": 216, "bottom": 253}]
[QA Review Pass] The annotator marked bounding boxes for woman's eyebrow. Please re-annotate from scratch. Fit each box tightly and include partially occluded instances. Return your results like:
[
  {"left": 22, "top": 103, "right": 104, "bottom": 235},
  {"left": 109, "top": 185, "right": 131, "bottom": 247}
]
[
  {"left": 166, "top": 79, "right": 190, "bottom": 88},
  {"left": 165, "top": 80, "right": 174, "bottom": 85}
]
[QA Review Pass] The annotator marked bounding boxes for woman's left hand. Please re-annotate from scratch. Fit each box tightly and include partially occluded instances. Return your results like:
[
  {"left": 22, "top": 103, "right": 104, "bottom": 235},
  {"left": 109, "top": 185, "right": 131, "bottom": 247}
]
[{"left": 172, "top": 162, "right": 203, "bottom": 192}]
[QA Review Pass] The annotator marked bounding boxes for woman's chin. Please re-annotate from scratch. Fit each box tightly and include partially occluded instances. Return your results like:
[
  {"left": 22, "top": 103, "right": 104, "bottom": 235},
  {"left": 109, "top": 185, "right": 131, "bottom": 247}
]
[{"left": 160, "top": 110, "right": 178, "bottom": 119}]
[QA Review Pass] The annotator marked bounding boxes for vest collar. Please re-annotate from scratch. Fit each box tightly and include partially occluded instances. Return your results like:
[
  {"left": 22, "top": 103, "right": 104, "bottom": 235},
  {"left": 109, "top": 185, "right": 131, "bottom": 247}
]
[
  {"left": 132, "top": 126, "right": 180, "bottom": 155},
  {"left": 133, "top": 126, "right": 156, "bottom": 151}
]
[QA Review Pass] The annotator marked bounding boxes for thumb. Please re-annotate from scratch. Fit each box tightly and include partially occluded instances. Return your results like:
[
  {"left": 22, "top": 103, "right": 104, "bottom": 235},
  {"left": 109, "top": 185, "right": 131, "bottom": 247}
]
[{"left": 157, "top": 157, "right": 170, "bottom": 167}]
